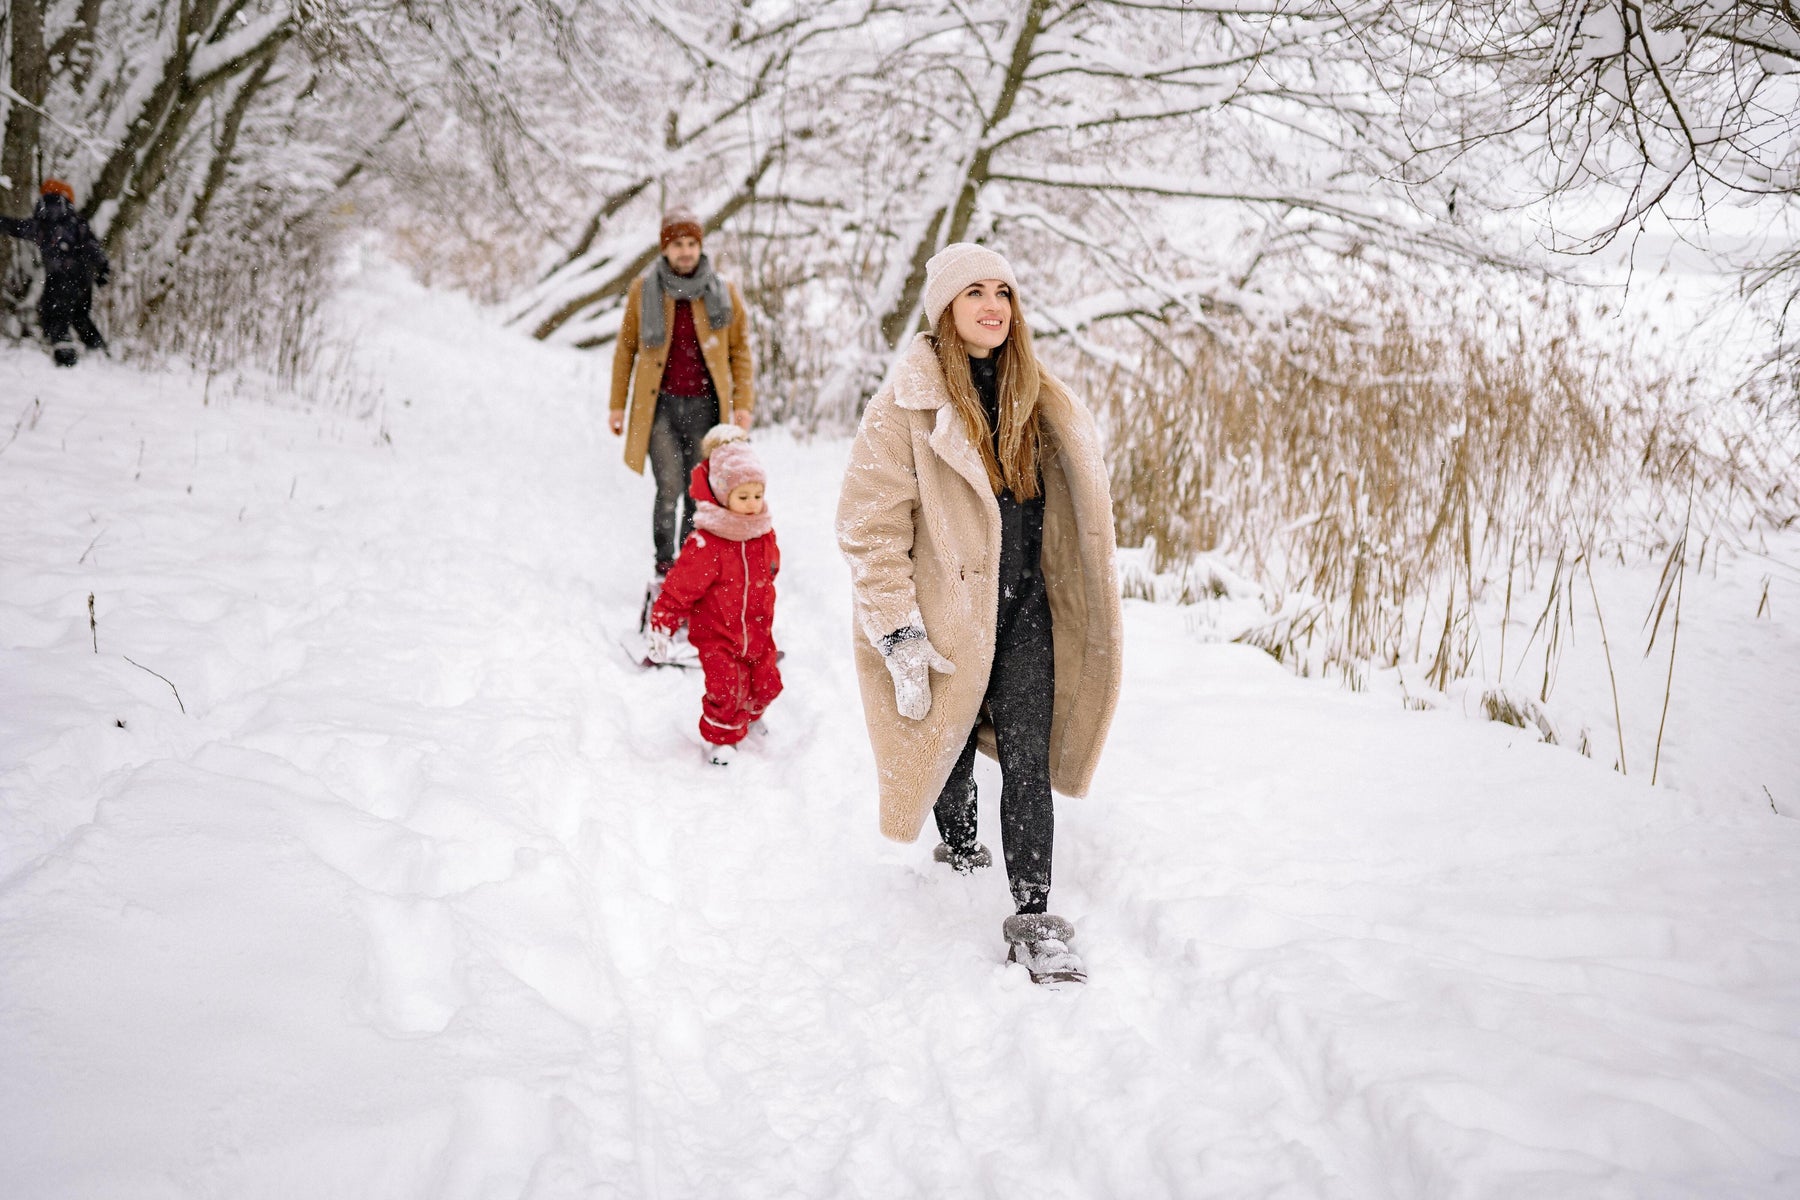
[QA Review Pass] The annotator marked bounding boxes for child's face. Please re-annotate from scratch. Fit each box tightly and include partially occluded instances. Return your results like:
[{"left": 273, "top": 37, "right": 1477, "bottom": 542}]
[{"left": 726, "top": 482, "right": 765, "bottom": 516}]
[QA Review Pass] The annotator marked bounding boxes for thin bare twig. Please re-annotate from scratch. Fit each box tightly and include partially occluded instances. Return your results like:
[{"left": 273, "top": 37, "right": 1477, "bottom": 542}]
[
  {"left": 2, "top": 399, "right": 42, "bottom": 457},
  {"left": 124, "top": 656, "right": 186, "bottom": 714}
]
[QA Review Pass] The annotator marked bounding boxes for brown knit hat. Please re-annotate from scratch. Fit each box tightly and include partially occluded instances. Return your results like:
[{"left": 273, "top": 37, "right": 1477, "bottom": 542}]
[
  {"left": 660, "top": 206, "right": 703, "bottom": 249},
  {"left": 40, "top": 178, "right": 75, "bottom": 203}
]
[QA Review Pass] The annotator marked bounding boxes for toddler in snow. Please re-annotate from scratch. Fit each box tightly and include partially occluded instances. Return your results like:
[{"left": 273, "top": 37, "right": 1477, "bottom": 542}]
[{"left": 648, "top": 431, "right": 782, "bottom": 765}]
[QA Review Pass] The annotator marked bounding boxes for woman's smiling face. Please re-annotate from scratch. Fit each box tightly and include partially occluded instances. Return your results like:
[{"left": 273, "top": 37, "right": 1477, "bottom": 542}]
[{"left": 951, "top": 280, "right": 1012, "bottom": 357}]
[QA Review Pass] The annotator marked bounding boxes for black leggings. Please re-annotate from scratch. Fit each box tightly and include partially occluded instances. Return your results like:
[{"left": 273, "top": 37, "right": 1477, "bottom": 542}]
[
  {"left": 647, "top": 392, "right": 717, "bottom": 567},
  {"left": 932, "top": 571, "right": 1055, "bottom": 915}
]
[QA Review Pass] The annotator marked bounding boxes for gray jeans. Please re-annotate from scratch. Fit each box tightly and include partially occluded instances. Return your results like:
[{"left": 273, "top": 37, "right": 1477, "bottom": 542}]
[{"left": 648, "top": 391, "right": 718, "bottom": 568}]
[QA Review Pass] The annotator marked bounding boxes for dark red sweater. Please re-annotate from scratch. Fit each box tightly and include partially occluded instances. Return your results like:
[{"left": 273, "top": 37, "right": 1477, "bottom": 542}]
[{"left": 662, "top": 300, "right": 716, "bottom": 397}]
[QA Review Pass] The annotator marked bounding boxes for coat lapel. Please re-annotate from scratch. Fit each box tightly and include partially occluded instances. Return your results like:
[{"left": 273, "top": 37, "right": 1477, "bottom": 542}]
[{"left": 892, "top": 335, "right": 993, "bottom": 502}]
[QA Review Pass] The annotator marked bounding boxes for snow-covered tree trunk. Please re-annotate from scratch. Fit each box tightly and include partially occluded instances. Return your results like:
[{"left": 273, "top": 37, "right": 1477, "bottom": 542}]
[
  {"left": 86, "top": 2, "right": 295, "bottom": 254},
  {"left": 498, "top": 0, "right": 871, "bottom": 346},
  {"left": 522, "top": 145, "right": 780, "bottom": 345},
  {"left": 134, "top": 47, "right": 281, "bottom": 326},
  {"left": 872, "top": 0, "right": 1050, "bottom": 349},
  {"left": 1, "top": 0, "right": 52, "bottom": 220}
]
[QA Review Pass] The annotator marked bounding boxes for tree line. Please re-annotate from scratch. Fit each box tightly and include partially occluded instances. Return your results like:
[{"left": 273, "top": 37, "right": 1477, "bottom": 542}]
[{"left": 5, "top": 1, "right": 1795, "bottom": 404}]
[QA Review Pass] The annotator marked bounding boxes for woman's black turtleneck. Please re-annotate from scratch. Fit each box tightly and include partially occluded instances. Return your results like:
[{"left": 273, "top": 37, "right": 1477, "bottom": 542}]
[
  {"left": 969, "top": 353, "right": 1001, "bottom": 446},
  {"left": 969, "top": 353, "right": 1045, "bottom": 600}
]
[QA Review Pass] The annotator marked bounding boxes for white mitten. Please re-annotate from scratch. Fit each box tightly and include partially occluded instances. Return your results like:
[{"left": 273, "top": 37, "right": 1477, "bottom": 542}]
[
  {"left": 881, "top": 626, "right": 955, "bottom": 720},
  {"left": 645, "top": 628, "right": 675, "bottom": 664}
]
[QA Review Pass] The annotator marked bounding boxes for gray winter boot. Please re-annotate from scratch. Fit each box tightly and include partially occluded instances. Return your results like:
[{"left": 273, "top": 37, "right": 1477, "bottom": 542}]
[
  {"left": 1002, "top": 913, "right": 1086, "bottom": 986},
  {"left": 933, "top": 841, "right": 992, "bottom": 874}
]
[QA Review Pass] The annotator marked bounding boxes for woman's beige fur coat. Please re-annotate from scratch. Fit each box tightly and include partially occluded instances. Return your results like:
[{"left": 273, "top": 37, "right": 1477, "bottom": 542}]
[{"left": 836, "top": 333, "right": 1123, "bottom": 842}]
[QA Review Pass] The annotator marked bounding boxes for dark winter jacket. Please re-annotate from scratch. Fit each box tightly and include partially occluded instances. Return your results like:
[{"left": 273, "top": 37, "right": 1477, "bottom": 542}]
[
  {"left": 0, "top": 195, "right": 110, "bottom": 294},
  {"left": 650, "top": 464, "right": 780, "bottom": 661}
]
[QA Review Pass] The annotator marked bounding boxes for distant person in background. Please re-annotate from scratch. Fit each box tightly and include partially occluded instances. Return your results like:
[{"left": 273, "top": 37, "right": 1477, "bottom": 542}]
[
  {"left": 0, "top": 179, "right": 111, "bottom": 367},
  {"left": 609, "top": 206, "right": 755, "bottom": 589},
  {"left": 835, "top": 243, "right": 1122, "bottom": 987}
]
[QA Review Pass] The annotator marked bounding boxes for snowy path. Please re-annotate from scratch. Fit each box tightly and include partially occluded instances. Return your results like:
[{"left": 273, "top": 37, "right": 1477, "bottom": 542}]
[{"left": 4, "top": 262, "right": 1800, "bottom": 1199}]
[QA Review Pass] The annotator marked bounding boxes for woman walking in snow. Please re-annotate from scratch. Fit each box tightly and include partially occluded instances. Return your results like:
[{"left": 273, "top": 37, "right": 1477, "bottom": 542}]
[{"left": 836, "top": 243, "right": 1122, "bottom": 985}]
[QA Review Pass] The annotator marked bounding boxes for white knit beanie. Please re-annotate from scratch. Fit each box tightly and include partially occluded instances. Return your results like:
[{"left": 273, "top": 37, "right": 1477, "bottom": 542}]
[{"left": 922, "top": 242, "right": 1019, "bottom": 329}]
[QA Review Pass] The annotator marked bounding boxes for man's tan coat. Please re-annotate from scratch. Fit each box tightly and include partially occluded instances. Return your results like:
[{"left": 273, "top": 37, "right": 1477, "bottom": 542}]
[
  {"left": 836, "top": 333, "right": 1123, "bottom": 842},
  {"left": 609, "top": 274, "right": 754, "bottom": 474}
]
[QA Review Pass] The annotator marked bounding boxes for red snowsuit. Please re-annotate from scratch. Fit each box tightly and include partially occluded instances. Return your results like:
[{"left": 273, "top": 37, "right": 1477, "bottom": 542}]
[{"left": 649, "top": 464, "right": 782, "bottom": 745}]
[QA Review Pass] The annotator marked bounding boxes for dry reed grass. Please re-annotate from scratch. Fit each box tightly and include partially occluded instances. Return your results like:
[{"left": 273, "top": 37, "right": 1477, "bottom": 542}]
[
  {"left": 1084, "top": 279, "right": 1800, "bottom": 730},
  {"left": 104, "top": 231, "right": 328, "bottom": 391},
  {"left": 100, "top": 223, "right": 386, "bottom": 422}
]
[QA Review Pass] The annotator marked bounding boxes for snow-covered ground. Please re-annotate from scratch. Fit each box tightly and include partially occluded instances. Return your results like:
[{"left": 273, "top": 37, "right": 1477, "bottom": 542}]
[{"left": 4, "top": 258, "right": 1799, "bottom": 1198}]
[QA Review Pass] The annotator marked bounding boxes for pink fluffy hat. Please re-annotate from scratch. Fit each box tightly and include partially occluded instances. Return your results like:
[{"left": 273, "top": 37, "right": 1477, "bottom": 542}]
[{"left": 708, "top": 441, "right": 765, "bottom": 498}]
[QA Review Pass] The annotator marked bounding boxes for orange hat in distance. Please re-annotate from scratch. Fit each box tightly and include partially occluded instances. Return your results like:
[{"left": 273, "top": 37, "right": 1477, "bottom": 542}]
[{"left": 40, "top": 179, "right": 75, "bottom": 203}]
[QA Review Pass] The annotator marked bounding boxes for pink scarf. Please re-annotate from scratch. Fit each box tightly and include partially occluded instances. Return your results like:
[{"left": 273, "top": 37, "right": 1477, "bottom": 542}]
[{"left": 693, "top": 500, "right": 773, "bottom": 542}]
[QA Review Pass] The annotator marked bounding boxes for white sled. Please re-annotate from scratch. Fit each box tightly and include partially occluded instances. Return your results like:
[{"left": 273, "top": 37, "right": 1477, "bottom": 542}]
[{"left": 619, "top": 629, "right": 698, "bottom": 671}]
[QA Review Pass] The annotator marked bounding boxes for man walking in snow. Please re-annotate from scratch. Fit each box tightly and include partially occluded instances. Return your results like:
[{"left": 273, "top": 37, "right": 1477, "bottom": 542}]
[
  {"left": 609, "top": 206, "right": 754, "bottom": 578},
  {"left": 0, "top": 179, "right": 111, "bottom": 367}
]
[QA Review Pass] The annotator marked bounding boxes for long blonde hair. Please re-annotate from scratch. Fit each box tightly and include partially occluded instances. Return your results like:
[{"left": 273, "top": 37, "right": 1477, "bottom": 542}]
[{"left": 932, "top": 290, "right": 1050, "bottom": 500}]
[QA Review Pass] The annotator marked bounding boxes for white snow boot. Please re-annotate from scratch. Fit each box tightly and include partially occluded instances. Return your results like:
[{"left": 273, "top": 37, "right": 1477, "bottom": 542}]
[
  {"left": 1003, "top": 913, "right": 1086, "bottom": 986},
  {"left": 705, "top": 742, "right": 736, "bottom": 767},
  {"left": 933, "top": 841, "right": 992, "bottom": 874}
]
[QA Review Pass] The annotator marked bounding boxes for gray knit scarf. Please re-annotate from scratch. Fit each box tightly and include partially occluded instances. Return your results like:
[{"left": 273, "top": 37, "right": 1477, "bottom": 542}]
[{"left": 639, "top": 254, "right": 733, "bottom": 348}]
